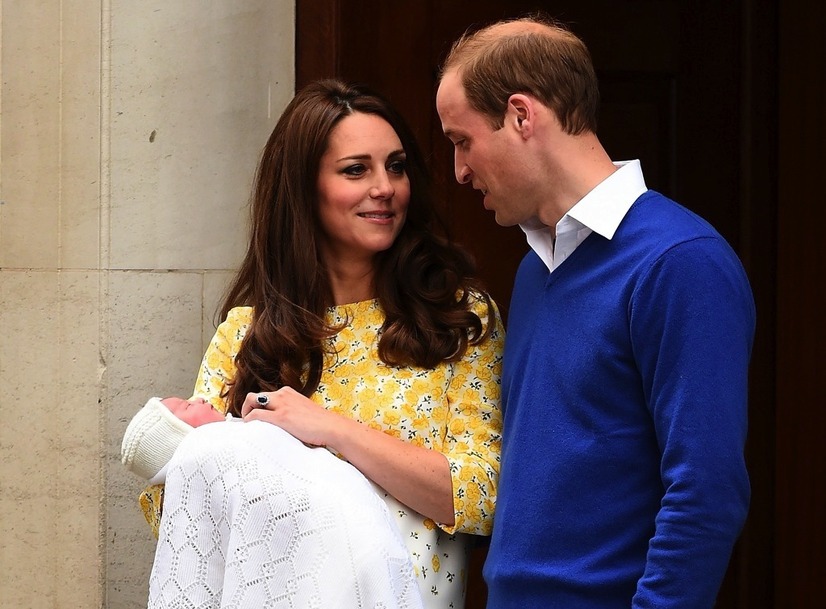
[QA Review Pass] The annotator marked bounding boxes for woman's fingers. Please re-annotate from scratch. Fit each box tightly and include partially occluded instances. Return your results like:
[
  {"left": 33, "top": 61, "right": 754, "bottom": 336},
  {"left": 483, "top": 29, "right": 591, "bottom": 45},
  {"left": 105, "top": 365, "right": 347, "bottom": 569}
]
[{"left": 240, "top": 391, "right": 272, "bottom": 416}]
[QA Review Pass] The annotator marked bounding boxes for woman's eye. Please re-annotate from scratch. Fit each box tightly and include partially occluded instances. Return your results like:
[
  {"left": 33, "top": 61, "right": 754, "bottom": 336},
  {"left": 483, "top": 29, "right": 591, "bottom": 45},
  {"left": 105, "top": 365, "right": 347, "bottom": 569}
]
[
  {"left": 342, "top": 164, "right": 367, "bottom": 176},
  {"left": 388, "top": 159, "right": 407, "bottom": 175}
]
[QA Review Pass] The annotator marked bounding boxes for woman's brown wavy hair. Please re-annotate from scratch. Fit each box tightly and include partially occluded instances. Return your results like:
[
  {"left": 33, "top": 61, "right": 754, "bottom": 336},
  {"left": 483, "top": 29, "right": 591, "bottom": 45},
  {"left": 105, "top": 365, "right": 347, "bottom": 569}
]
[{"left": 220, "top": 79, "right": 493, "bottom": 415}]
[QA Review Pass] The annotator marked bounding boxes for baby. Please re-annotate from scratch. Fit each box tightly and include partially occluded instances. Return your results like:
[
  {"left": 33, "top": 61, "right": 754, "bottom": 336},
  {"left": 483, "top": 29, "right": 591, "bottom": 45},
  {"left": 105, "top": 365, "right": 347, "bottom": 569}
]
[
  {"left": 120, "top": 397, "right": 423, "bottom": 608},
  {"left": 121, "top": 396, "right": 229, "bottom": 484}
]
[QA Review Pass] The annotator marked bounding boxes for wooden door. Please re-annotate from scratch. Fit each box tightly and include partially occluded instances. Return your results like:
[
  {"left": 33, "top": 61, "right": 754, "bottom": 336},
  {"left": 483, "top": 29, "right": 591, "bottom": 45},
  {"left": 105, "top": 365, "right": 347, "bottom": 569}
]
[{"left": 296, "top": 2, "right": 778, "bottom": 607}]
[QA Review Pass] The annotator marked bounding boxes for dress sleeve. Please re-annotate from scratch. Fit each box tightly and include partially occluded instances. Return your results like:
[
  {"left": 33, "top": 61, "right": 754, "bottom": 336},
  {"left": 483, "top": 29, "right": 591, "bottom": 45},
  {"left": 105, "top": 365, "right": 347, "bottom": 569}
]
[
  {"left": 137, "top": 307, "right": 252, "bottom": 536},
  {"left": 190, "top": 306, "right": 252, "bottom": 412},
  {"left": 441, "top": 296, "right": 505, "bottom": 535},
  {"left": 138, "top": 484, "right": 165, "bottom": 538}
]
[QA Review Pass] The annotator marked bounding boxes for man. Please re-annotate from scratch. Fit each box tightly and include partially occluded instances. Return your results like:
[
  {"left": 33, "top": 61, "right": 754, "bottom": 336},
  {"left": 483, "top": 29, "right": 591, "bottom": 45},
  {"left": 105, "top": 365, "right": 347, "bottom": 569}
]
[{"left": 436, "top": 15, "right": 756, "bottom": 609}]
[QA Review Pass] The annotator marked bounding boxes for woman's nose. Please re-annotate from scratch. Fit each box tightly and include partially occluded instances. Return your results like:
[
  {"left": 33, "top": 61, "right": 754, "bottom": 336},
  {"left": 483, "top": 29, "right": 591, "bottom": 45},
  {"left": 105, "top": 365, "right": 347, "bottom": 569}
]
[{"left": 369, "top": 171, "right": 396, "bottom": 199}]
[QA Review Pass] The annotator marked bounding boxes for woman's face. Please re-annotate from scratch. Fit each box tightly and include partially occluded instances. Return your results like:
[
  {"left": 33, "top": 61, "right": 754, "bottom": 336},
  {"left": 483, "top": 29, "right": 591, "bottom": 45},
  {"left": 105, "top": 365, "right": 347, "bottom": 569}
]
[{"left": 316, "top": 112, "right": 410, "bottom": 264}]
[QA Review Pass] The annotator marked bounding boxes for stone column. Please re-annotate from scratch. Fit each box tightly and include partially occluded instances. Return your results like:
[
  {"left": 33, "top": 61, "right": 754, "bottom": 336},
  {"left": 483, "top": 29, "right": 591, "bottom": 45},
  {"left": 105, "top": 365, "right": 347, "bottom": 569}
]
[{"left": 0, "top": 2, "right": 294, "bottom": 606}]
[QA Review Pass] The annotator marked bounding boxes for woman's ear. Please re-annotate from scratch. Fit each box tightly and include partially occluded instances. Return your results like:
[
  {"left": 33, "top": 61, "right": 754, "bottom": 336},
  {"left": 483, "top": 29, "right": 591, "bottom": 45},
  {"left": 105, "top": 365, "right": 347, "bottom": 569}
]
[{"left": 507, "top": 94, "right": 534, "bottom": 139}]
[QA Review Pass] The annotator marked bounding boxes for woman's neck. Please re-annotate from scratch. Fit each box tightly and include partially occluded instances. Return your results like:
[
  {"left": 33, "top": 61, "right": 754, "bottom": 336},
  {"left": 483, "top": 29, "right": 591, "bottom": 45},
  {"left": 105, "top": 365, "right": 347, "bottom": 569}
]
[{"left": 326, "top": 259, "right": 377, "bottom": 306}]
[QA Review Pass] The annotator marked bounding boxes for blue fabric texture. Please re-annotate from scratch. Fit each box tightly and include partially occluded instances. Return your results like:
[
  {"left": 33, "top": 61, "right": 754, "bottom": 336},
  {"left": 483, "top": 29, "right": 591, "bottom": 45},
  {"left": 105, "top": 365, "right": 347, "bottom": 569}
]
[{"left": 484, "top": 190, "right": 756, "bottom": 609}]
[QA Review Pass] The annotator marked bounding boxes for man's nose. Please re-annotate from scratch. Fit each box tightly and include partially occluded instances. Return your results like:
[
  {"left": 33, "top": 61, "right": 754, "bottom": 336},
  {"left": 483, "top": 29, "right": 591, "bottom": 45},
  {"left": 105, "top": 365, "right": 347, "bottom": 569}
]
[{"left": 455, "top": 156, "right": 472, "bottom": 184}]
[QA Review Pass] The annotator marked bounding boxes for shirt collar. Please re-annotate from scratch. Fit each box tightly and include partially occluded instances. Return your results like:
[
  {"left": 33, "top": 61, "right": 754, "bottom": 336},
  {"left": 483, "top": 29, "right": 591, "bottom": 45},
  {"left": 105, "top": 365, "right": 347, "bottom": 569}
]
[
  {"left": 566, "top": 159, "right": 648, "bottom": 239},
  {"left": 518, "top": 160, "right": 648, "bottom": 271}
]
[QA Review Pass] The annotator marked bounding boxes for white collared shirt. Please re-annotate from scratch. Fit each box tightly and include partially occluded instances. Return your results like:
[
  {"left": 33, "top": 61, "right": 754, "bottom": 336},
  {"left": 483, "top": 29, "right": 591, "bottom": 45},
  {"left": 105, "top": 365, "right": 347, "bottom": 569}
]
[{"left": 520, "top": 160, "right": 648, "bottom": 273}]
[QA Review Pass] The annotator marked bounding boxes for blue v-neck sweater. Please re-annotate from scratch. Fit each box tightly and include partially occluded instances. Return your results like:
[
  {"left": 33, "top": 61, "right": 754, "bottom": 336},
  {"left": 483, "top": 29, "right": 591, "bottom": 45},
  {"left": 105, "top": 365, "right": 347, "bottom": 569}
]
[{"left": 484, "top": 191, "right": 755, "bottom": 608}]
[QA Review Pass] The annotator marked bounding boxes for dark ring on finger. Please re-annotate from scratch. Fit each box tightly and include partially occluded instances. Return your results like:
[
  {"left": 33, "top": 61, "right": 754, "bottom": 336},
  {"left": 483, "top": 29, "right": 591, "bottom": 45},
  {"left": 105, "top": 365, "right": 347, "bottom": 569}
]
[{"left": 256, "top": 394, "right": 269, "bottom": 406}]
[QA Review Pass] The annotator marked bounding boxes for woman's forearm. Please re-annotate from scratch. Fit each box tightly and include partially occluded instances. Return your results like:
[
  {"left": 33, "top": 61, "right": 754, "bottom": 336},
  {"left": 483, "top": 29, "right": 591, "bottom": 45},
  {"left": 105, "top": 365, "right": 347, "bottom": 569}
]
[{"left": 328, "top": 416, "right": 455, "bottom": 526}]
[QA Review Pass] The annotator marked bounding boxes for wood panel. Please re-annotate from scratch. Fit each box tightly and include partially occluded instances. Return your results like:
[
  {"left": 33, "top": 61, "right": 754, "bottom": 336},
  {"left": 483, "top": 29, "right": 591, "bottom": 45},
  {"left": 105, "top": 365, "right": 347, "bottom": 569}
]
[
  {"left": 775, "top": 0, "right": 826, "bottom": 604},
  {"left": 727, "top": 1, "right": 778, "bottom": 606}
]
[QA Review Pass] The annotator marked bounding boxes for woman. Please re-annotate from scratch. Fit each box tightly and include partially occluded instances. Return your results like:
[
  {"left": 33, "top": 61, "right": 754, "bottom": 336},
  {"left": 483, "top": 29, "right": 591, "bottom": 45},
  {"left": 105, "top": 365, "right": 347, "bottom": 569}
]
[{"left": 141, "top": 79, "right": 504, "bottom": 609}]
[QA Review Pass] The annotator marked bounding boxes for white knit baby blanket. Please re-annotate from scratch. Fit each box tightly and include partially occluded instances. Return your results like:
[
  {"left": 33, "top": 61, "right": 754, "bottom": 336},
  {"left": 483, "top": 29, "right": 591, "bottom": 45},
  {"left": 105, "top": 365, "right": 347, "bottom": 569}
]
[{"left": 148, "top": 420, "right": 424, "bottom": 609}]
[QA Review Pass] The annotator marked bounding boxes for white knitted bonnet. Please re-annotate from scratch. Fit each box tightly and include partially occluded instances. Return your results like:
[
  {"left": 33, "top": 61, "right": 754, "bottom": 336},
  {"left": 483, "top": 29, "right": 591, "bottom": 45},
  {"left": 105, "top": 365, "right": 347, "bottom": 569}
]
[{"left": 121, "top": 397, "right": 193, "bottom": 480}]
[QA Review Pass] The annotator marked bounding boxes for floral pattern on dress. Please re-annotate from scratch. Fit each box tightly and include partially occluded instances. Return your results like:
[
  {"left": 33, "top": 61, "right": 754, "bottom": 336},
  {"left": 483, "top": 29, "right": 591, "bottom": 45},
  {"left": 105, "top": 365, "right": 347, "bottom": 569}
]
[{"left": 140, "top": 295, "right": 504, "bottom": 608}]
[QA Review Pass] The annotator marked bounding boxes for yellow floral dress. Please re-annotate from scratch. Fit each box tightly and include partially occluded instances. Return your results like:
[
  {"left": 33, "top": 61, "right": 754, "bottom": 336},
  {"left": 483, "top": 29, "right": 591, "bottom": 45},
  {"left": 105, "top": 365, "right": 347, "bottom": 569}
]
[{"left": 140, "top": 296, "right": 504, "bottom": 608}]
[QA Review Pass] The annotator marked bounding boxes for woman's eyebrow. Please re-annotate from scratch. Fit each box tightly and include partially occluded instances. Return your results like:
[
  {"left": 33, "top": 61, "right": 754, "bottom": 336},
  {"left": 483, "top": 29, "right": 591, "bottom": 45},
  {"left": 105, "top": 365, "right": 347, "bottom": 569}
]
[
  {"left": 335, "top": 149, "right": 405, "bottom": 162},
  {"left": 336, "top": 153, "right": 371, "bottom": 162}
]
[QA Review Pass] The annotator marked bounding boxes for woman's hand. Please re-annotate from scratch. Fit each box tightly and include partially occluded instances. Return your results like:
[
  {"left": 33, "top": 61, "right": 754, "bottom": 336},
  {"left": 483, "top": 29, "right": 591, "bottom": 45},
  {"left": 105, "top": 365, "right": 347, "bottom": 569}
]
[
  {"left": 240, "top": 387, "right": 455, "bottom": 525},
  {"left": 241, "top": 387, "right": 344, "bottom": 448}
]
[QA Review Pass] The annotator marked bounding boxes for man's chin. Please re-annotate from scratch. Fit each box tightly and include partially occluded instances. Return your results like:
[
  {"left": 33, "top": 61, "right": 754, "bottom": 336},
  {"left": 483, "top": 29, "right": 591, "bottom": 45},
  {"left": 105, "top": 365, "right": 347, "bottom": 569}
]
[
  {"left": 484, "top": 195, "right": 517, "bottom": 227},
  {"left": 491, "top": 208, "right": 517, "bottom": 228}
]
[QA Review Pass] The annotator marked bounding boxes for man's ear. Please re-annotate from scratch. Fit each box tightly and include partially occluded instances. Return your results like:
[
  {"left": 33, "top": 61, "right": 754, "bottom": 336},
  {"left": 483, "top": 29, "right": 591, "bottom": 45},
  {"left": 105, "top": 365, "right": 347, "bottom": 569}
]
[{"left": 507, "top": 93, "right": 534, "bottom": 139}]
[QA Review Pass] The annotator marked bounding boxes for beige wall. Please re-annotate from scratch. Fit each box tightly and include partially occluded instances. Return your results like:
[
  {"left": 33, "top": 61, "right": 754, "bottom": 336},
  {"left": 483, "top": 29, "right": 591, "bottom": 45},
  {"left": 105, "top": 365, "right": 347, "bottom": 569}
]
[{"left": 0, "top": 1, "right": 294, "bottom": 607}]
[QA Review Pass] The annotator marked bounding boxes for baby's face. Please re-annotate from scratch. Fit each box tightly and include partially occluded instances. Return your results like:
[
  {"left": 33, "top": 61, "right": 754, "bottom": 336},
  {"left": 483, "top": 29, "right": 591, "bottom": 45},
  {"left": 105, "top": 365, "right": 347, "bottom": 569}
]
[{"left": 162, "top": 397, "right": 225, "bottom": 427}]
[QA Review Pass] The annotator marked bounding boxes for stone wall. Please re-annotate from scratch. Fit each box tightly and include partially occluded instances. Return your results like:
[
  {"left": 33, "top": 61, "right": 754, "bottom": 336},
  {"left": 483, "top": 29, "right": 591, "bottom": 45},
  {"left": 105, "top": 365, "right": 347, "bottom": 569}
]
[{"left": 0, "top": 2, "right": 294, "bottom": 606}]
